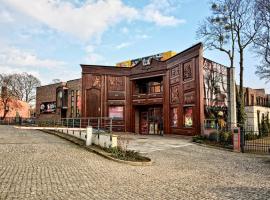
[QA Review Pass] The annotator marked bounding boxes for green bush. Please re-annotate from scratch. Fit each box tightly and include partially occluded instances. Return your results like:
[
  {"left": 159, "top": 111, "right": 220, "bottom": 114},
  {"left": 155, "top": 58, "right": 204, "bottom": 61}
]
[
  {"left": 261, "top": 122, "right": 269, "bottom": 137},
  {"left": 192, "top": 135, "right": 207, "bottom": 143},
  {"left": 245, "top": 132, "right": 258, "bottom": 140},
  {"left": 104, "top": 147, "right": 147, "bottom": 161},
  {"left": 219, "top": 131, "right": 233, "bottom": 144}
]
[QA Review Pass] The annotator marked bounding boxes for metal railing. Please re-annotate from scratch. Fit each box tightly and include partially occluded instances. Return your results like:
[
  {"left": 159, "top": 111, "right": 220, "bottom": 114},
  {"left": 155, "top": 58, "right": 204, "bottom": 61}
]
[
  {"left": 0, "top": 117, "right": 115, "bottom": 133},
  {"left": 241, "top": 126, "right": 270, "bottom": 154}
]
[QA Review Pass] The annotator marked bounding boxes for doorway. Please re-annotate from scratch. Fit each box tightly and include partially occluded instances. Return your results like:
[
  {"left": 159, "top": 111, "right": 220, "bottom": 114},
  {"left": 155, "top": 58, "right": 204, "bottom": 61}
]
[{"left": 139, "top": 106, "right": 163, "bottom": 135}]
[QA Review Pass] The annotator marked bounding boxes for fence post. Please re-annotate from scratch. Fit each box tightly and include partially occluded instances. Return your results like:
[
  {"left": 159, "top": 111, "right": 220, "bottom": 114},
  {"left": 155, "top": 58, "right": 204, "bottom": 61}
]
[
  {"left": 110, "top": 118, "right": 112, "bottom": 133},
  {"left": 86, "top": 126, "right": 93, "bottom": 146},
  {"left": 98, "top": 118, "right": 100, "bottom": 132},
  {"left": 240, "top": 127, "right": 245, "bottom": 153}
]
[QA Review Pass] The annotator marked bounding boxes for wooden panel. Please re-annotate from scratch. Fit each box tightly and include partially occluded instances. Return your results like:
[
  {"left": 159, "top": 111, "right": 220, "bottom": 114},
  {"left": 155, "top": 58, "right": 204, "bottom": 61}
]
[
  {"left": 86, "top": 88, "right": 101, "bottom": 117},
  {"left": 108, "top": 76, "right": 125, "bottom": 91},
  {"left": 108, "top": 100, "right": 125, "bottom": 106},
  {"left": 170, "top": 84, "right": 180, "bottom": 104},
  {"left": 184, "top": 91, "right": 195, "bottom": 105},
  {"left": 183, "top": 60, "right": 195, "bottom": 82},
  {"left": 133, "top": 93, "right": 163, "bottom": 100},
  {"left": 170, "top": 65, "right": 180, "bottom": 77},
  {"left": 170, "top": 77, "right": 180, "bottom": 85},
  {"left": 132, "top": 98, "right": 163, "bottom": 105},
  {"left": 108, "top": 91, "right": 125, "bottom": 100},
  {"left": 183, "top": 81, "right": 195, "bottom": 91}
]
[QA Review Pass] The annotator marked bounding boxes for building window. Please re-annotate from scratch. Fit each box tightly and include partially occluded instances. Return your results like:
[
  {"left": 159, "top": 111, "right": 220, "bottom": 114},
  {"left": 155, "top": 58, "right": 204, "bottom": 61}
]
[
  {"left": 171, "top": 107, "right": 178, "bottom": 127},
  {"left": 71, "top": 90, "right": 74, "bottom": 116},
  {"left": 184, "top": 107, "right": 193, "bottom": 128},
  {"left": 56, "top": 90, "right": 63, "bottom": 107},
  {"left": 109, "top": 106, "right": 124, "bottom": 119},
  {"left": 75, "top": 90, "right": 80, "bottom": 117},
  {"left": 251, "top": 95, "right": 254, "bottom": 106}
]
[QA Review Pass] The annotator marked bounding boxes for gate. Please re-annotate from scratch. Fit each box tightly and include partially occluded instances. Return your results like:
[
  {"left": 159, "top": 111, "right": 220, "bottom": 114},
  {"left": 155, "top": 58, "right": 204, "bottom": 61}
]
[{"left": 241, "top": 126, "right": 270, "bottom": 154}]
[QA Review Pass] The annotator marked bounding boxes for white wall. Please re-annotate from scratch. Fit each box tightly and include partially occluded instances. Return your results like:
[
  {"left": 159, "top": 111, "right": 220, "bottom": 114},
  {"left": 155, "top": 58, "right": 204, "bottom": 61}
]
[{"left": 245, "top": 106, "right": 270, "bottom": 131}]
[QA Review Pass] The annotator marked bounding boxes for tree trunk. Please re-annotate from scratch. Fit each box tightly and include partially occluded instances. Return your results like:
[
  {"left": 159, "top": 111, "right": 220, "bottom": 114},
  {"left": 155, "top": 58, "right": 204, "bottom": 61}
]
[
  {"left": 238, "top": 48, "right": 245, "bottom": 127},
  {"left": 1, "top": 108, "right": 8, "bottom": 120}
]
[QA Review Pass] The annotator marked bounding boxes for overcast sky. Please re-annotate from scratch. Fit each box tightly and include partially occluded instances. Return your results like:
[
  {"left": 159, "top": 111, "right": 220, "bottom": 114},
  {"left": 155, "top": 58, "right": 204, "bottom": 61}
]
[{"left": 0, "top": 0, "right": 269, "bottom": 92}]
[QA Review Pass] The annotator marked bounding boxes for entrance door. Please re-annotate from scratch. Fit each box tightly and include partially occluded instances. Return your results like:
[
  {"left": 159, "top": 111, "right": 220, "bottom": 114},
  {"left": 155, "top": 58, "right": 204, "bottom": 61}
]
[
  {"left": 139, "top": 107, "right": 163, "bottom": 135},
  {"left": 148, "top": 107, "right": 163, "bottom": 135},
  {"left": 140, "top": 111, "right": 148, "bottom": 134}
]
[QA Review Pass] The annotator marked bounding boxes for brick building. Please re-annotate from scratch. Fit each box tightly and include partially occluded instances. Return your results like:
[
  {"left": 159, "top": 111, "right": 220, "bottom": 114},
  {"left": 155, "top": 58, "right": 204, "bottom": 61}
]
[
  {"left": 80, "top": 43, "right": 236, "bottom": 135},
  {"left": 35, "top": 43, "right": 270, "bottom": 135},
  {"left": 242, "top": 87, "right": 270, "bottom": 131},
  {"left": 36, "top": 79, "right": 81, "bottom": 120}
]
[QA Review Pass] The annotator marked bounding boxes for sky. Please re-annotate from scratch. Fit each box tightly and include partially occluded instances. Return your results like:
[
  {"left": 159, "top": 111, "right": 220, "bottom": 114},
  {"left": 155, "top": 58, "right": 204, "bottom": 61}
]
[{"left": 0, "top": 0, "right": 269, "bottom": 92}]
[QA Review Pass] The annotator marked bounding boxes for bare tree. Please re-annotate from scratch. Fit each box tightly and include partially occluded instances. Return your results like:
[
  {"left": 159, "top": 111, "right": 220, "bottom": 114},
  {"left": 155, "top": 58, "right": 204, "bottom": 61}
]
[
  {"left": 232, "top": 0, "right": 260, "bottom": 125},
  {"left": 254, "top": 0, "right": 270, "bottom": 81},
  {"left": 7, "top": 73, "right": 41, "bottom": 103},
  {"left": 198, "top": 0, "right": 260, "bottom": 126},
  {"left": 197, "top": 0, "right": 236, "bottom": 69},
  {"left": 51, "top": 79, "right": 61, "bottom": 84},
  {"left": 0, "top": 74, "right": 20, "bottom": 119},
  {"left": 0, "top": 73, "right": 41, "bottom": 119},
  {"left": 21, "top": 73, "right": 41, "bottom": 103}
]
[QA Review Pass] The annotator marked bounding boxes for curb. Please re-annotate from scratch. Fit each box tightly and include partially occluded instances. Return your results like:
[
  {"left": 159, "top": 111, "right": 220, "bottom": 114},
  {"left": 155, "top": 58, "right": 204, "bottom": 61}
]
[
  {"left": 192, "top": 142, "right": 234, "bottom": 152},
  {"left": 40, "top": 129, "right": 153, "bottom": 166}
]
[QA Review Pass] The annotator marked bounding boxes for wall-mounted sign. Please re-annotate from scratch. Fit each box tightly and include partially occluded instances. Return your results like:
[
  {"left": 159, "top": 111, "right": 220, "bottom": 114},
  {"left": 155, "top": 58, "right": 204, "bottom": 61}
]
[
  {"left": 116, "top": 51, "right": 177, "bottom": 67},
  {"left": 40, "top": 102, "right": 56, "bottom": 114}
]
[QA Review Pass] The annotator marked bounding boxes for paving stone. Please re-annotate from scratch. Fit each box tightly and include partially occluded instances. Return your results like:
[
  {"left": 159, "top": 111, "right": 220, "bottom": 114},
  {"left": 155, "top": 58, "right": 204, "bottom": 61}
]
[{"left": 0, "top": 125, "right": 269, "bottom": 199}]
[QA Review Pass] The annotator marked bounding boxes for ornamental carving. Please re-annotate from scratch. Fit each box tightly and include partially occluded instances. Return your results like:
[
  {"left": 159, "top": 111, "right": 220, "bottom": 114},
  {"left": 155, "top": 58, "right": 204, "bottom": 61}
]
[
  {"left": 171, "top": 85, "right": 180, "bottom": 104},
  {"left": 184, "top": 92, "right": 195, "bottom": 105},
  {"left": 171, "top": 65, "right": 180, "bottom": 77},
  {"left": 183, "top": 61, "right": 193, "bottom": 82},
  {"left": 108, "top": 76, "right": 124, "bottom": 91},
  {"left": 91, "top": 75, "right": 101, "bottom": 89}
]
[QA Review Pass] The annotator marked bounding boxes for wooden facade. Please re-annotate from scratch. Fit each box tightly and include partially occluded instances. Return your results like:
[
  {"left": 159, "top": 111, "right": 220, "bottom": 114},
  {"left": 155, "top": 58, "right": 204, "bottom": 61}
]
[{"left": 81, "top": 43, "right": 205, "bottom": 135}]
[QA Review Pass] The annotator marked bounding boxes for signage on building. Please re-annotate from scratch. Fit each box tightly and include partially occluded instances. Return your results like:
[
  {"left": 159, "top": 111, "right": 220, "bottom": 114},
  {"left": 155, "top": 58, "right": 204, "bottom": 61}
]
[
  {"left": 40, "top": 102, "right": 56, "bottom": 114},
  {"left": 116, "top": 51, "right": 176, "bottom": 67}
]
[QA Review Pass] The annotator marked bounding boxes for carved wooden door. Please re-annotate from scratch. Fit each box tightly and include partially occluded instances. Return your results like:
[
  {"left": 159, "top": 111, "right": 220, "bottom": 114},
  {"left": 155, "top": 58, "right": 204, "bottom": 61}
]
[{"left": 86, "top": 89, "right": 101, "bottom": 117}]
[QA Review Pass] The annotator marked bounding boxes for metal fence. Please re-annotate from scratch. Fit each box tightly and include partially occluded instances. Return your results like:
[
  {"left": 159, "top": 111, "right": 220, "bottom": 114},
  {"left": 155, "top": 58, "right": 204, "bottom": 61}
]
[
  {"left": 0, "top": 117, "right": 114, "bottom": 133},
  {"left": 241, "top": 126, "right": 270, "bottom": 154}
]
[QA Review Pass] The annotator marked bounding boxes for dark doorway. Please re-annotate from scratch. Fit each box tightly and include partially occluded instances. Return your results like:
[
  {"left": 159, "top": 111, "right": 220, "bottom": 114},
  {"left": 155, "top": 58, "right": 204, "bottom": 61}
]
[
  {"left": 139, "top": 106, "right": 163, "bottom": 135},
  {"left": 61, "top": 109, "right": 67, "bottom": 118}
]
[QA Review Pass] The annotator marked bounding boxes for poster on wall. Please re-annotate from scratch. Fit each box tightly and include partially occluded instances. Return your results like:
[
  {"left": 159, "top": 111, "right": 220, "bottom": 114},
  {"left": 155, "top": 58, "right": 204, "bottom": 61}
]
[
  {"left": 171, "top": 108, "right": 178, "bottom": 127},
  {"left": 40, "top": 102, "right": 56, "bottom": 114},
  {"left": 184, "top": 107, "right": 193, "bottom": 127},
  {"left": 109, "top": 106, "right": 123, "bottom": 119}
]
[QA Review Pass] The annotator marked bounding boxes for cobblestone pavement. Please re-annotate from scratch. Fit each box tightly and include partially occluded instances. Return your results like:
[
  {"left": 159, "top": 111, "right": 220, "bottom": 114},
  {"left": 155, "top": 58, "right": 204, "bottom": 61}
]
[{"left": 0, "top": 126, "right": 269, "bottom": 200}]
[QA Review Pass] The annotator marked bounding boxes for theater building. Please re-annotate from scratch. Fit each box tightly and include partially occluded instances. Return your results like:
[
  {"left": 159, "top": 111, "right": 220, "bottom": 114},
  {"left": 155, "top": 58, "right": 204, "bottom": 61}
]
[{"left": 81, "top": 43, "right": 236, "bottom": 135}]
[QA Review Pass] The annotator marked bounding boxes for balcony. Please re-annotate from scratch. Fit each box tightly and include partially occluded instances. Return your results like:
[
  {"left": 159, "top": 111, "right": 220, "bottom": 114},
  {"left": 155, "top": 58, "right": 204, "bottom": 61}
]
[{"left": 132, "top": 78, "right": 163, "bottom": 105}]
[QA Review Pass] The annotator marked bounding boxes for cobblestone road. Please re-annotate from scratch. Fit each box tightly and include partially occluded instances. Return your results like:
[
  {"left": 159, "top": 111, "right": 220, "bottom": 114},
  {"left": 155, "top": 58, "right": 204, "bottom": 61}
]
[{"left": 0, "top": 126, "right": 269, "bottom": 200}]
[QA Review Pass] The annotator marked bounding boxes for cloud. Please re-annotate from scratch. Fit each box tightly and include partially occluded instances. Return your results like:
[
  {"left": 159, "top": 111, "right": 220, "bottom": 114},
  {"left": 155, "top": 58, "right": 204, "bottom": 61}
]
[
  {"left": 143, "top": 0, "right": 186, "bottom": 26},
  {"left": 136, "top": 34, "right": 150, "bottom": 39},
  {"left": 0, "top": 46, "right": 66, "bottom": 68},
  {"left": 0, "top": 9, "right": 14, "bottom": 23},
  {"left": 1, "top": 0, "right": 138, "bottom": 40},
  {"left": 115, "top": 42, "right": 132, "bottom": 49},
  {"left": 121, "top": 27, "right": 129, "bottom": 34},
  {"left": 1, "top": 0, "right": 185, "bottom": 41},
  {"left": 84, "top": 45, "right": 104, "bottom": 64}
]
